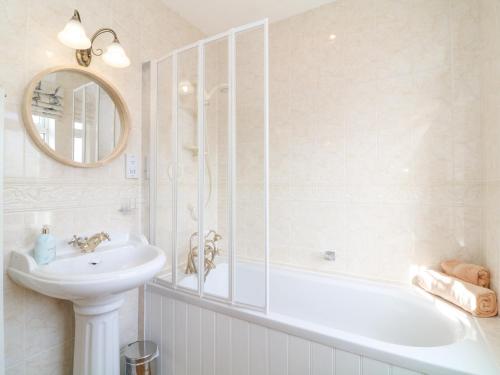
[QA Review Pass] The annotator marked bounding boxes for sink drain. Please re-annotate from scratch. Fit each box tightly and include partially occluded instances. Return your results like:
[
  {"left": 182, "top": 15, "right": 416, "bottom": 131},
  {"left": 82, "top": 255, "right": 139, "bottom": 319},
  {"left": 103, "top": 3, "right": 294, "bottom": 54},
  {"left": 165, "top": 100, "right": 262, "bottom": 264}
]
[{"left": 89, "top": 259, "right": 101, "bottom": 266}]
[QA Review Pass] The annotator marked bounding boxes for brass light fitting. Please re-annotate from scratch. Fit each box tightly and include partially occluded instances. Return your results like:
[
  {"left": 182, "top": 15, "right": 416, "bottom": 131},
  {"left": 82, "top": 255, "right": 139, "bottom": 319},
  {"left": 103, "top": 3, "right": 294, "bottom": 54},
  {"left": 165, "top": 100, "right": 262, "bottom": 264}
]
[
  {"left": 58, "top": 10, "right": 130, "bottom": 68},
  {"left": 76, "top": 28, "right": 124, "bottom": 67}
]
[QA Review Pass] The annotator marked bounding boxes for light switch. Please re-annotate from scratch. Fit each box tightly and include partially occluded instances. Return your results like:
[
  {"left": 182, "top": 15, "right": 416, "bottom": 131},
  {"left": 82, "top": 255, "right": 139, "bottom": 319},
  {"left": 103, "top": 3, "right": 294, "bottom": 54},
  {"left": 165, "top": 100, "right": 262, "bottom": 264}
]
[{"left": 126, "top": 154, "right": 138, "bottom": 179}]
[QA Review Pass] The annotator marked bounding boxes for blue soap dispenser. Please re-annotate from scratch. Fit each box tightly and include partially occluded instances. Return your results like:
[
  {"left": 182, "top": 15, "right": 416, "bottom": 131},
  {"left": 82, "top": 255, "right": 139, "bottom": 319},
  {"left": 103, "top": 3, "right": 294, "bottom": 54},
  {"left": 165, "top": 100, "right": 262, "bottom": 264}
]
[{"left": 34, "top": 225, "right": 56, "bottom": 265}]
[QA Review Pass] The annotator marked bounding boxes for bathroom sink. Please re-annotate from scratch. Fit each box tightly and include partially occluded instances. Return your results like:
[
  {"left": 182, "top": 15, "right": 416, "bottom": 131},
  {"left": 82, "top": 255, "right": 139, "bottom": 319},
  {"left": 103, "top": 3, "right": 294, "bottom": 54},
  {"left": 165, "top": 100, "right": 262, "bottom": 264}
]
[
  {"left": 7, "top": 233, "right": 166, "bottom": 375},
  {"left": 8, "top": 234, "right": 165, "bottom": 300}
]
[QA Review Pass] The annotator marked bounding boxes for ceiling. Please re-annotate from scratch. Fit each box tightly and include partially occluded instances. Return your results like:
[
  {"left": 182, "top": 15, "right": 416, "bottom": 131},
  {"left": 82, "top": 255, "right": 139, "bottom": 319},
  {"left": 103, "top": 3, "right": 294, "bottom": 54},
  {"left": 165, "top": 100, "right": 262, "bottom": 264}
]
[{"left": 162, "top": 0, "right": 334, "bottom": 35}]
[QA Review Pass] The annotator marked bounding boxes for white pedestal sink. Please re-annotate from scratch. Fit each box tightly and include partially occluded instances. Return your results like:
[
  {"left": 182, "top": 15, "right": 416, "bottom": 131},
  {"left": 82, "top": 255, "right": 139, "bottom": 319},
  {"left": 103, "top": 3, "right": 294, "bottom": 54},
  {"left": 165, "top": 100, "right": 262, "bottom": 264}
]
[{"left": 7, "top": 233, "right": 166, "bottom": 375}]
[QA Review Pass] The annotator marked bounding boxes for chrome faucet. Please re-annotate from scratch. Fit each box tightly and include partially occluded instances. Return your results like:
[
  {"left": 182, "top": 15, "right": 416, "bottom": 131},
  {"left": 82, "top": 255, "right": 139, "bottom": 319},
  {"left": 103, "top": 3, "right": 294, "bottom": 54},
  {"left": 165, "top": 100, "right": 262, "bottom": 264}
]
[
  {"left": 185, "top": 230, "right": 222, "bottom": 281},
  {"left": 69, "top": 232, "right": 111, "bottom": 253}
]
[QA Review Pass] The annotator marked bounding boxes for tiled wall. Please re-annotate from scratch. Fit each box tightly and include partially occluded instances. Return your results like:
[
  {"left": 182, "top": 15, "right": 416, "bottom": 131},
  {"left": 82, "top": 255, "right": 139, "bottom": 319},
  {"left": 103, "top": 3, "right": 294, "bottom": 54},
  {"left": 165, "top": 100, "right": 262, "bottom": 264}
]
[
  {"left": 1, "top": 0, "right": 202, "bottom": 373},
  {"left": 150, "top": 0, "right": 483, "bottom": 286},
  {"left": 481, "top": 0, "right": 500, "bottom": 293},
  {"left": 267, "top": 0, "right": 482, "bottom": 282},
  {"left": 2, "top": 0, "right": 495, "bottom": 372}
]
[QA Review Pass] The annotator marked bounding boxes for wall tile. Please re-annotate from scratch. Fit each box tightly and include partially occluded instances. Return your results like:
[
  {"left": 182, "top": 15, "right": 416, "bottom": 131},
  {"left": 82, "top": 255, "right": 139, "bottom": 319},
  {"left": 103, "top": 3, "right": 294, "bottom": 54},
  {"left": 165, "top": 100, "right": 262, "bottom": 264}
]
[
  {"left": 24, "top": 340, "right": 74, "bottom": 375},
  {"left": 481, "top": 0, "right": 500, "bottom": 300},
  {"left": 5, "top": 363, "right": 25, "bottom": 375},
  {"left": 1, "top": 0, "right": 203, "bottom": 371},
  {"left": 4, "top": 285, "right": 25, "bottom": 368},
  {"left": 263, "top": 0, "right": 482, "bottom": 284},
  {"left": 23, "top": 289, "right": 74, "bottom": 358}
]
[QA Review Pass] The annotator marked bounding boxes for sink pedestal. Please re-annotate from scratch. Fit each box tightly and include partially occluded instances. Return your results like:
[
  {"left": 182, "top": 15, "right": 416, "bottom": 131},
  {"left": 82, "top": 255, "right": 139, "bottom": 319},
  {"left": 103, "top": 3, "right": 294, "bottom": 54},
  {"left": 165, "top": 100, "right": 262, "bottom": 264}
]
[
  {"left": 7, "top": 235, "right": 166, "bottom": 375},
  {"left": 73, "top": 294, "right": 124, "bottom": 375}
]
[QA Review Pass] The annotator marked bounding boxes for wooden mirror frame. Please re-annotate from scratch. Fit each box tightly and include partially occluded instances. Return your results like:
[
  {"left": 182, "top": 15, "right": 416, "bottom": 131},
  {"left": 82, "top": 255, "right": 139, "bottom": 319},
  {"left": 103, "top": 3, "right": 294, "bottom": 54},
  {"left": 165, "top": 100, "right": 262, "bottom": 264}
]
[{"left": 22, "top": 65, "right": 131, "bottom": 168}]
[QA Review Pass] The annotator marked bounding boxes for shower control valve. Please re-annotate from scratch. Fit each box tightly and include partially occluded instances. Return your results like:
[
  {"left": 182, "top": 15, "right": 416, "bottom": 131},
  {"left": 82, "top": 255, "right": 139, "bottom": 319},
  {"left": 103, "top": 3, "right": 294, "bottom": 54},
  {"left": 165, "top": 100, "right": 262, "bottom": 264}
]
[{"left": 324, "top": 250, "right": 336, "bottom": 262}]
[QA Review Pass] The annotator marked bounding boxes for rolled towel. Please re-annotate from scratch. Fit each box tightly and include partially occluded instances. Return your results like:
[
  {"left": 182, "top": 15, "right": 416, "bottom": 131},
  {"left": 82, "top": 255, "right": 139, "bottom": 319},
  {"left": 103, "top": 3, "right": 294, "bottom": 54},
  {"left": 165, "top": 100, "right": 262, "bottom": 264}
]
[
  {"left": 441, "top": 259, "right": 490, "bottom": 288},
  {"left": 415, "top": 269, "right": 498, "bottom": 318}
]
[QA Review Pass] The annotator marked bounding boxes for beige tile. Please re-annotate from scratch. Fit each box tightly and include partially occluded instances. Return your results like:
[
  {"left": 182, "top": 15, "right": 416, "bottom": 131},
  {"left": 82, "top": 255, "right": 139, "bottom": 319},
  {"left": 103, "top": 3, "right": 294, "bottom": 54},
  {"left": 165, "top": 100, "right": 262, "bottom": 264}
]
[
  {"left": 6, "top": 362, "right": 25, "bottom": 375},
  {"left": 452, "top": 0, "right": 481, "bottom": 58},
  {"left": 2, "top": 2, "right": 493, "bottom": 372},
  {"left": 1, "top": 0, "right": 202, "bottom": 371},
  {"left": 452, "top": 102, "right": 482, "bottom": 183},
  {"left": 414, "top": 205, "right": 455, "bottom": 267},
  {"left": 378, "top": 127, "right": 414, "bottom": 185},
  {"left": 252, "top": 0, "right": 485, "bottom": 284},
  {"left": 412, "top": 117, "right": 454, "bottom": 186},
  {"left": 25, "top": 340, "right": 74, "bottom": 375},
  {"left": 4, "top": 286, "right": 25, "bottom": 368},
  {"left": 269, "top": 200, "right": 292, "bottom": 248},
  {"left": 4, "top": 104, "right": 25, "bottom": 178},
  {"left": 24, "top": 290, "right": 74, "bottom": 358},
  {"left": 4, "top": 212, "right": 29, "bottom": 255}
]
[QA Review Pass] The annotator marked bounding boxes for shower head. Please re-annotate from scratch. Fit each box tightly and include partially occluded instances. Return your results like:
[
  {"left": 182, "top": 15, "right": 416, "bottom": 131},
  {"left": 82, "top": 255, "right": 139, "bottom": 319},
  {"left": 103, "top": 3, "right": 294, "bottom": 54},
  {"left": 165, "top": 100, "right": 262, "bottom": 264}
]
[{"left": 177, "top": 81, "right": 228, "bottom": 105}]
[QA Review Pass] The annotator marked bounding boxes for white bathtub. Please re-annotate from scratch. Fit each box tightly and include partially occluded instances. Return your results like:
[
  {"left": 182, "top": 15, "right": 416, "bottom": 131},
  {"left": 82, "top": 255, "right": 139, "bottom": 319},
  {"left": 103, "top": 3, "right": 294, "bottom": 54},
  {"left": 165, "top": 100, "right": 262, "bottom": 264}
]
[{"left": 146, "top": 263, "right": 499, "bottom": 375}]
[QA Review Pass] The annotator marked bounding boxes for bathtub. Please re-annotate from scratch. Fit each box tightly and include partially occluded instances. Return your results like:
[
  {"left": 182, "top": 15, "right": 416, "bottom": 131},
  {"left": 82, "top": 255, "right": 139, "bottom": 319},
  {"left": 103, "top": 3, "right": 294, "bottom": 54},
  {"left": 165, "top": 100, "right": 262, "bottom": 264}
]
[{"left": 146, "top": 262, "right": 499, "bottom": 375}]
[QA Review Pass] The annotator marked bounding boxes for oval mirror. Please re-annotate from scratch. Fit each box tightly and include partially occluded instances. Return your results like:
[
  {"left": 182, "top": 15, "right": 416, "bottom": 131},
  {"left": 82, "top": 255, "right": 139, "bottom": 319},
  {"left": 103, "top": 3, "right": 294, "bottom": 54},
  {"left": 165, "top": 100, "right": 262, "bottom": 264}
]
[{"left": 22, "top": 66, "right": 130, "bottom": 168}]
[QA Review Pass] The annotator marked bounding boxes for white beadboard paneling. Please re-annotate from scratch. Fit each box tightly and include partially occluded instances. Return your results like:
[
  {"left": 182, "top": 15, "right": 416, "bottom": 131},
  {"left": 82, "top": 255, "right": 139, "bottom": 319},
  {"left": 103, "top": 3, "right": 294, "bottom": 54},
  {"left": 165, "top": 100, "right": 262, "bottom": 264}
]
[
  {"left": 187, "top": 304, "right": 202, "bottom": 375},
  {"left": 149, "top": 292, "right": 163, "bottom": 370},
  {"left": 268, "top": 329, "right": 288, "bottom": 375},
  {"left": 231, "top": 318, "right": 250, "bottom": 375},
  {"left": 391, "top": 367, "right": 421, "bottom": 375},
  {"left": 145, "top": 289, "right": 152, "bottom": 339},
  {"left": 249, "top": 324, "right": 268, "bottom": 375},
  {"left": 335, "top": 349, "right": 361, "bottom": 375},
  {"left": 201, "top": 308, "right": 216, "bottom": 375},
  {"left": 162, "top": 297, "right": 175, "bottom": 375},
  {"left": 288, "top": 335, "right": 310, "bottom": 375},
  {"left": 215, "top": 313, "right": 232, "bottom": 375},
  {"left": 311, "top": 343, "right": 333, "bottom": 375},
  {"left": 362, "top": 357, "right": 390, "bottom": 375},
  {"left": 145, "top": 291, "right": 426, "bottom": 375},
  {"left": 174, "top": 301, "right": 188, "bottom": 375}
]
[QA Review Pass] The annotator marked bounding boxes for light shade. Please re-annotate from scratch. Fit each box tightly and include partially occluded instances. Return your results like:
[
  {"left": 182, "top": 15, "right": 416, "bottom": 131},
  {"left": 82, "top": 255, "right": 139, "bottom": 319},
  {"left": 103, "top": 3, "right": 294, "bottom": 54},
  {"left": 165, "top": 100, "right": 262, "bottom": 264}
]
[
  {"left": 102, "top": 41, "right": 130, "bottom": 68},
  {"left": 57, "top": 19, "right": 91, "bottom": 49},
  {"left": 178, "top": 80, "right": 195, "bottom": 96}
]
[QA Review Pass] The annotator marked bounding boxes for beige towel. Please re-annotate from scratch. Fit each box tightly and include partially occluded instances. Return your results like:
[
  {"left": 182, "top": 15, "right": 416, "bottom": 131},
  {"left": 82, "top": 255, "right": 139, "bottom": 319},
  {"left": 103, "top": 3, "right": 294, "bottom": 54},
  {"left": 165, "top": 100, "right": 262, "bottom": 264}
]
[
  {"left": 441, "top": 259, "right": 490, "bottom": 288},
  {"left": 415, "top": 269, "right": 498, "bottom": 318}
]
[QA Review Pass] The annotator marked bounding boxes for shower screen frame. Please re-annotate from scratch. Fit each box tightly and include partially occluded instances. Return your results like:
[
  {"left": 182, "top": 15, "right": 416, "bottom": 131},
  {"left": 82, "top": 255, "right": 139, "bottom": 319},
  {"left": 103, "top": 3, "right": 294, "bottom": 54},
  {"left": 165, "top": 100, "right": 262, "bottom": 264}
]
[{"left": 148, "top": 19, "right": 270, "bottom": 313}]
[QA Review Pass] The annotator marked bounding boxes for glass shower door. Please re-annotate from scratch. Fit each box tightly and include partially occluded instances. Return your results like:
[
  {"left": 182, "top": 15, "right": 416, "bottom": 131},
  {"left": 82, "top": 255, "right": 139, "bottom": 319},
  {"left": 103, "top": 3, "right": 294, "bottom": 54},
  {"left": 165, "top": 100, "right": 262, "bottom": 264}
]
[
  {"left": 175, "top": 46, "right": 200, "bottom": 293},
  {"left": 203, "top": 35, "right": 230, "bottom": 300},
  {"left": 233, "top": 24, "right": 268, "bottom": 309},
  {"left": 150, "top": 19, "right": 269, "bottom": 312}
]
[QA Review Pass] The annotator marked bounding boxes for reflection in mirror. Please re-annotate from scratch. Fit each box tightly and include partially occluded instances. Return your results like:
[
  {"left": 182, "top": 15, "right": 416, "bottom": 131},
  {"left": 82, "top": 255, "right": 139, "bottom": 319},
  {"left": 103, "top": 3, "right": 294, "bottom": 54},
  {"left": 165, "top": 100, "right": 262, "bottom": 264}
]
[{"left": 31, "top": 71, "right": 121, "bottom": 163}]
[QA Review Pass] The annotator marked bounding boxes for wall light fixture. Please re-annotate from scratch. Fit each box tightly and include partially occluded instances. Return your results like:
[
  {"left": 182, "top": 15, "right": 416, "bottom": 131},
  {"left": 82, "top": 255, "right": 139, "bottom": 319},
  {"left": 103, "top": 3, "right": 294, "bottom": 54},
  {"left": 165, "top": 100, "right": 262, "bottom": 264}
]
[{"left": 58, "top": 10, "right": 130, "bottom": 68}]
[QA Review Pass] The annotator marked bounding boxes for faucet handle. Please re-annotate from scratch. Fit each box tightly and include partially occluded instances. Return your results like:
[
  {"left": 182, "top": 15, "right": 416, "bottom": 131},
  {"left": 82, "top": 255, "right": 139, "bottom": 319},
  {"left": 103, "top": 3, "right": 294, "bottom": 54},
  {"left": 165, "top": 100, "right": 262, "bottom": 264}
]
[
  {"left": 324, "top": 250, "right": 336, "bottom": 261},
  {"left": 68, "top": 235, "right": 80, "bottom": 246}
]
